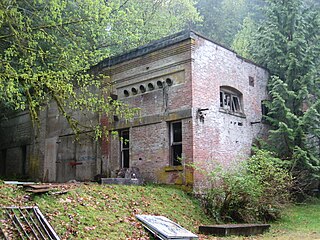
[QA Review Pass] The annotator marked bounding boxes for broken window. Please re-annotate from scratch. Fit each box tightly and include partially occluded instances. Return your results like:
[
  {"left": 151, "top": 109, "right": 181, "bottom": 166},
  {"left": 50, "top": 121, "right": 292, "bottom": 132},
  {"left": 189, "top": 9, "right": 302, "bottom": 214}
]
[
  {"left": 220, "top": 87, "right": 243, "bottom": 114},
  {"left": 120, "top": 129, "right": 130, "bottom": 168},
  {"left": 170, "top": 121, "right": 182, "bottom": 166}
]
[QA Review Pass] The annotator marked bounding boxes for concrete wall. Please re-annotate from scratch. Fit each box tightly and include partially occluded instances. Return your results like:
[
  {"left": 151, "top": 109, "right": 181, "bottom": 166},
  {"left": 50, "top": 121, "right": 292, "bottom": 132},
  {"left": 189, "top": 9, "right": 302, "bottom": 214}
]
[
  {"left": 45, "top": 102, "right": 100, "bottom": 182},
  {"left": 0, "top": 112, "right": 35, "bottom": 178},
  {"left": 0, "top": 100, "right": 100, "bottom": 182},
  {"left": 191, "top": 35, "right": 269, "bottom": 190}
]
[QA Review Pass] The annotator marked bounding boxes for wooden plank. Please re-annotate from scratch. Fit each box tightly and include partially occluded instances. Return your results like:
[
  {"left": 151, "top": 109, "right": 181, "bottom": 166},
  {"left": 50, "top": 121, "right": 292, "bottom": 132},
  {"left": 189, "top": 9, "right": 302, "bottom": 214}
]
[
  {"left": 23, "top": 184, "right": 53, "bottom": 189},
  {"left": 26, "top": 189, "right": 50, "bottom": 194},
  {"left": 4, "top": 181, "right": 36, "bottom": 185}
]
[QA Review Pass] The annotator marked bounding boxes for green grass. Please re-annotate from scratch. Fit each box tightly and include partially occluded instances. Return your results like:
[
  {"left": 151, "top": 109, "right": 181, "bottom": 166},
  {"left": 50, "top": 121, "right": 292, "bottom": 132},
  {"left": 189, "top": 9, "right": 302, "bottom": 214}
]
[
  {"left": 263, "top": 200, "right": 320, "bottom": 240},
  {"left": 0, "top": 182, "right": 319, "bottom": 240},
  {"left": 0, "top": 183, "right": 211, "bottom": 239},
  {"left": 200, "top": 199, "right": 320, "bottom": 240}
]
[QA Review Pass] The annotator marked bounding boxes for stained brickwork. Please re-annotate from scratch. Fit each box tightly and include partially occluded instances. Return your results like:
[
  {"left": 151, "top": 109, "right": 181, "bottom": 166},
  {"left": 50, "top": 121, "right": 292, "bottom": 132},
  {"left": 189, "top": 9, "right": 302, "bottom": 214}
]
[
  {"left": 0, "top": 31, "right": 269, "bottom": 189},
  {"left": 191, "top": 36, "right": 269, "bottom": 190},
  {"left": 102, "top": 31, "right": 269, "bottom": 189}
]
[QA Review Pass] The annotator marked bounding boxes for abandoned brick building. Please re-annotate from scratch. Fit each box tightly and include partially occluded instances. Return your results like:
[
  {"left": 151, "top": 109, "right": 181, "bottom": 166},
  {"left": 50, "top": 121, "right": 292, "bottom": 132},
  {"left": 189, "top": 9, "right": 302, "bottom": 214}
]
[{"left": 0, "top": 31, "right": 269, "bottom": 188}]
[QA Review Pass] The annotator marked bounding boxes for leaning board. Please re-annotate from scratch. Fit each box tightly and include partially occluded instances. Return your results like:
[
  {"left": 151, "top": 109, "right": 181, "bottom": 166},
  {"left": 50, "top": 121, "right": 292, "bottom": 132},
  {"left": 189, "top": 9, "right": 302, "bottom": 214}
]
[{"left": 136, "top": 215, "right": 198, "bottom": 240}]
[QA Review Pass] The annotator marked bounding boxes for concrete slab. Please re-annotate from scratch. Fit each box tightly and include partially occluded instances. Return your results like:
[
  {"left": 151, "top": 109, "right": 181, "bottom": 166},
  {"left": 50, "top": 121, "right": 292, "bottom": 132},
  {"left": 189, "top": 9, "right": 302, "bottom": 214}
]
[
  {"left": 100, "top": 178, "right": 142, "bottom": 185},
  {"left": 199, "top": 224, "right": 270, "bottom": 236},
  {"left": 136, "top": 215, "right": 198, "bottom": 240}
]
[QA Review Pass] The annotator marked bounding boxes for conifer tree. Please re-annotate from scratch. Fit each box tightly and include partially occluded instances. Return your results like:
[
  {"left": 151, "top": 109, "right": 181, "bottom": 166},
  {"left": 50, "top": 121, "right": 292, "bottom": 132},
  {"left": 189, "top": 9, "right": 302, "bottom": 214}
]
[{"left": 251, "top": 0, "right": 320, "bottom": 195}]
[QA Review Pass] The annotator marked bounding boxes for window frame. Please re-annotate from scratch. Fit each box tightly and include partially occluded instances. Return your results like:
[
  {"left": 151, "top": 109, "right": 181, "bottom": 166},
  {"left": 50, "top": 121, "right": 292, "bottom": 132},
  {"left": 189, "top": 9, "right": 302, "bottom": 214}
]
[
  {"left": 119, "top": 129, "right": 130, "bottom": 168},
  {"left": 220, "top": 87, "right": 244, "bottom": 116},
  {"left": 170, "top": 121, "right": 182, "bottom": 166}
]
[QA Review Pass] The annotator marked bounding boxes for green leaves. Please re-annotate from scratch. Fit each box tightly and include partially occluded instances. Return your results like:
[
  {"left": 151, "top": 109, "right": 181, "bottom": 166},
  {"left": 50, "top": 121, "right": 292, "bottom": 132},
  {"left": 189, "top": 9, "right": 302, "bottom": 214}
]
[
  {"left": 205, "top": 150, "right": 291, "bottom": 222},
  {"left": 0, "top": 0, "right": 199, "bottom": 138}
]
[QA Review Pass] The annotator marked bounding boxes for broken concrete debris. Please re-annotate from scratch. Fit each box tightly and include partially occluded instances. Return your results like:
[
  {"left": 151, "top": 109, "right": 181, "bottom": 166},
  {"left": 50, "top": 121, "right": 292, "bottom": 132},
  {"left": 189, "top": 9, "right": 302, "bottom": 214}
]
[
  {"left": 0, "top": 206, "right": 60, "bottom": 240},
  {"left": 101, "top": 167, "right": 144, "bottom": 185},
  {"left": 136, "top": 215, "right": 198, "bottom": 240}
]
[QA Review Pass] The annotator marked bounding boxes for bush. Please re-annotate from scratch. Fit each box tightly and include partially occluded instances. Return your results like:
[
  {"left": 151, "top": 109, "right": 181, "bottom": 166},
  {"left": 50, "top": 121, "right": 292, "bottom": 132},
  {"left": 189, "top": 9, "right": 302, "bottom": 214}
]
[{"left": 204, "top": 149, "right": 292, "bottom": 223}]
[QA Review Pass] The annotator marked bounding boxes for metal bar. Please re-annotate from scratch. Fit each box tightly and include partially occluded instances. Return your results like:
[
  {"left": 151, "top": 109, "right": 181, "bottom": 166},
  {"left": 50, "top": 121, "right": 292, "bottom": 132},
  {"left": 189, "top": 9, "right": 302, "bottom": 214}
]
[
  {"left": 11, "top": 209, "right": 31, "bottom": 239},
  {"left": 32, "top": 207, "right": 54, "bottom": 240},
  {"left": 24, "top": 208, "right": 47, "bottom": 240},
  {"left": 34, "top": 207, "right": 60, "bottom": 240},
  {"left": 5, "top": 209, "right": 25, "bottom": 239},
  {"left": 19, "top": 208, "right": 40, "bottom": 240}
]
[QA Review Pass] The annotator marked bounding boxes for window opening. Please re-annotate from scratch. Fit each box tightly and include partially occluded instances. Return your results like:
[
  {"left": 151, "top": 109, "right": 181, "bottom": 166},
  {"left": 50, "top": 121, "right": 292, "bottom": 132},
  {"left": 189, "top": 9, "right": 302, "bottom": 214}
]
[
  {"left": 1, "top": 149, "right": 7, "bottom": 176},
  {"left": 21, "top": 145, "right": 27, "bottom": 176},
  {"left": 139, "top": 85, "right": 146, "bottom": 93},
  {"left": 261, "top": 100, "right": 270, "bottom": 123},
  {"left": 170, "top": 122, "right": 182, "bottom": 166},
  {"left": 148, "top": 83, "right": 154, "bottom": 91},
  {"left": 120, "top": 129, "right": 130, "bottom": 168},
  {"left": 166, "top": 78, "right": 173, "bottom": 86},
  {"left": 131, "top": 87, "right": 138, "bottom": 95},
  {"left": 157, "top": 81, "right": 163, "bottom": 88},
  {"left": 124, "top": 90, "right": 129, "bottom": 97},
  {"left": 249, "top": 76, "right": 255, "bottom": 87},
  {"left": 220, "top": 88, "right": 243, "bottom": 113}
]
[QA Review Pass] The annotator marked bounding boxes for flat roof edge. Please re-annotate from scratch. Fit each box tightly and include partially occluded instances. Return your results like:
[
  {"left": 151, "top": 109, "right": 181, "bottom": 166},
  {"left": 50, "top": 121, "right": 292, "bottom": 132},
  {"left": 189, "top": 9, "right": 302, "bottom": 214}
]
[
  {"left": 93, "top": 30, "right": 194, "bottom": 71},
  {"left": 92, "top": 29, "right": 269, "bottom": 72}
]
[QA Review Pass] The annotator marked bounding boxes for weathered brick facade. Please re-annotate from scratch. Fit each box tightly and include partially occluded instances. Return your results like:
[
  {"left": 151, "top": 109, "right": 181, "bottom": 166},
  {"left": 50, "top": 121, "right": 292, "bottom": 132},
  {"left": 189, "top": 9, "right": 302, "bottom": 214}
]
[
  {"left": 98, "top": 31, "right": 269, "bottom": 189},
  {"left": 0, "top": 31, "right": 269, "bottom": 189}
]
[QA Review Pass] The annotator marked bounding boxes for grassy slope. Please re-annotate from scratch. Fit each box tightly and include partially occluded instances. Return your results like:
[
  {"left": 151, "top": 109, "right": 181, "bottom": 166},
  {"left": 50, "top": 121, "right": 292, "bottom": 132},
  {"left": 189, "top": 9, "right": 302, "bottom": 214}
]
[
  {"left": 0, "top": 183, "right": 211, "bottom": 239},
  {"left": 0, "top": 182, "right": 319, "bottom": 240}
]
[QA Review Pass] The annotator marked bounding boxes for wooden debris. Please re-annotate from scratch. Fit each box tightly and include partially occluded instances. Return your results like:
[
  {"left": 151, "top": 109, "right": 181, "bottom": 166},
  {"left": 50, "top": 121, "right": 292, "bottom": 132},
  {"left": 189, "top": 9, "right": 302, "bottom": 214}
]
[
  {"left": 25, "top": 189, "right": 50, "bottom": 194},
  {"left": 4, "top": 181, "right": 36, "bottom": 185}
]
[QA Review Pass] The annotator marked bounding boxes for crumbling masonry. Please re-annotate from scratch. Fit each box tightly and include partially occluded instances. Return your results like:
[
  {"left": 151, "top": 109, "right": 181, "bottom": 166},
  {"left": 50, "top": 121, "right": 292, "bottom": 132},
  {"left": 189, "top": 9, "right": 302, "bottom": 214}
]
[{"left": 0, "top": 31, "right": 269, "bottom": 189}]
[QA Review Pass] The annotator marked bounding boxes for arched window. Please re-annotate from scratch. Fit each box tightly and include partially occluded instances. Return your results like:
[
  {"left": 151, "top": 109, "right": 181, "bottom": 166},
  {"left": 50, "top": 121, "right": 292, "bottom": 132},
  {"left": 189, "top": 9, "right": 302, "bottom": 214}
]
[{"left": 220, "top": 86, "right": 243, "bottom": 114}]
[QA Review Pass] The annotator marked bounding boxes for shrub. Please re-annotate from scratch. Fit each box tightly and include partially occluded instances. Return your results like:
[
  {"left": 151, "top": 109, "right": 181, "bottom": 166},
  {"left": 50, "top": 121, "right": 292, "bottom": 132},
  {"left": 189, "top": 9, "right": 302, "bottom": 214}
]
[{"left": 204, "top": 149, "right": 292, "bottom": 223}]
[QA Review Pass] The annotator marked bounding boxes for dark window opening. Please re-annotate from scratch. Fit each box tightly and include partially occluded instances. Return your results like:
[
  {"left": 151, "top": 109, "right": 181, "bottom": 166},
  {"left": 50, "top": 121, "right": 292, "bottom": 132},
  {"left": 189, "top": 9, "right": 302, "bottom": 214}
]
[
  {"left": 124, "top": 90, "right": 129, "bottom": 97},
  {"left": 120, "top": 130, "right": 130, "bottom": 168},
  {"left": 1, "top": 149, "right": 7, "bottom": 176},
  {"left": 21, "top": 145, "right": 27, "bottom": 176},
  {"left": 139, "top": 85, "right": 146, "bottom": 93},
  {"left": 148, "top": 83, "right": 154, "bottom": 91},
  {"left": 166, "top": 78, "right": 173, "bottom": 86},
  {"left": 170, "top": 122, "right": 182, "bottom": 166},
  {"left": 157, "top": 81, "right": 163, "bottom": 88},
  {"left": 249, "top": 76, "right": 255, "bottom": 87},
  {"left": 261, "top": 100, "right": 270, "bottom": 123},
  {"left": 131, "top": 87, "right": 138, "bottom": 95}
]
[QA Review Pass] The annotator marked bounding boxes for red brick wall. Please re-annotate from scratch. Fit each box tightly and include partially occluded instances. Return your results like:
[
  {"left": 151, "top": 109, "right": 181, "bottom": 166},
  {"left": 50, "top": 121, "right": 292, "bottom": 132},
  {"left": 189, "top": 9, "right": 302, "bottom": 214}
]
[
  {"left": 101, "top": 40, "right": 194, "bottom": 184},
  {"left": 100, "top": 34, "right": 269, "bottom": 189},
  {"left": 191, "top": 36, "right": 269, "bottom": 190}
]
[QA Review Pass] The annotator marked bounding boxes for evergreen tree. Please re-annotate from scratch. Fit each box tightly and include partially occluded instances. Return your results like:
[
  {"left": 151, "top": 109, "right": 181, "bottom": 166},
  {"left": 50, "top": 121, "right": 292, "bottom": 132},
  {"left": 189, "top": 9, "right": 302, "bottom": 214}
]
[
  {"left": 194, "top": 0, "right": 248, "bottom": 47},
  {"left": 251, "top": 0, "right": 320, "bottom": 196}
]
